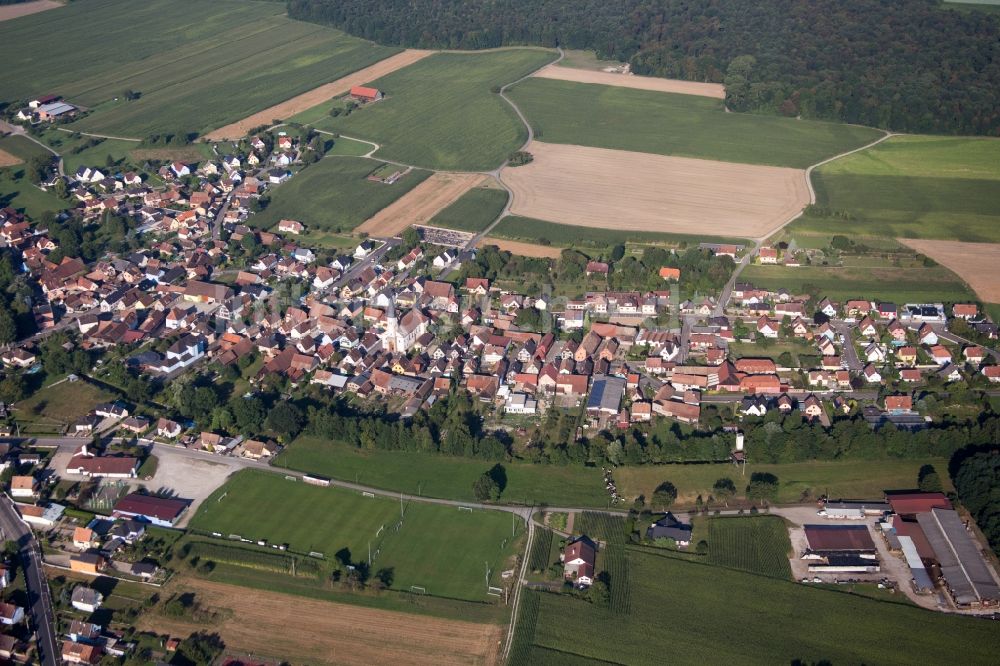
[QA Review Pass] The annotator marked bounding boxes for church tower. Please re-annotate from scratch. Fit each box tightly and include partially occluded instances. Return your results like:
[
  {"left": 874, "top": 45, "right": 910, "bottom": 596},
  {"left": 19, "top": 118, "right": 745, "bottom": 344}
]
[{"left": 385, "top": 297, "right": 398, "bottom": 353}]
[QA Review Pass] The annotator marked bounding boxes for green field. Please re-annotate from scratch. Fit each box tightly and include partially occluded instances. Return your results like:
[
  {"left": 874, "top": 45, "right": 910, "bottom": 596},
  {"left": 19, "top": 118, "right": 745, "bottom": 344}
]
[
  {"left": 508, "top": 78, "right": 884, "bottom": 168},
  {"left": 274, "top": 436, "right": 609, "bottom": 507},
  {"left": 513, "top": 549, "right": 1000, "bottom": 665},
  {"left": 247, "top": 157, "right": 430, "bottom": 232},
  {"left": 490, "top": 215, "right": 749, "bottom": 249},
  {"left": 615, "top": 457, "right": 952, "bottom": 506},
  {"left": 309, "top": 50, "right": 557, "bottom": 171},
  {"left": 703, "top": 516, "right": 791, "bottom": 578},
  {"left": 189, "top": 470, "right": 521, "bottom": 601},
  {"left": 796, "top": 135, "right": 1000, "bottom": 241},
  {"left": 426, "top": 186, "right": 507, "bottom": 232},
  {"left": 0, "top": 135, "right": 64, "bottom": 217},
  {"left": 740, "top": 260, "right": 976, "bottom": 303},
  {"left": 0, "top": 0, "right": 398, "bottom": 138},
  {"left": 13, "top": 379, "right": 116, "bottom": 429}
]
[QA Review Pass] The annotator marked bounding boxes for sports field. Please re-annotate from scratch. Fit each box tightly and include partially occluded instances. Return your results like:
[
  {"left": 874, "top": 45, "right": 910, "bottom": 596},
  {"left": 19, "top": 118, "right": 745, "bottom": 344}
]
[
  {"left": 356, "top": 172, "right": 487, "bottom": 237},
  {"left": 801, "top": 135, "right": 1000, "bottom": 241},
  {"left": 502, "top": 142, "right": 810, "bottom": 239},
  {"left": 312, "top": 49, "right": 557, "bottom": 171},
  {"left": 247, "top": 157, "right": 431, "bottom": 232},
  {"left": 513, "top": 549, "right": 1000, "bottom": 665},
  {"left": 427, "top": 186, "right": 508, "bottom": 233},
  {"left": 190, "top": 470, "right": 521, "bottom": 601},
  {"left": 0, "top": 0, "right": 398, "bottom": 138},
  {"left": 508, "top": 78, "right": 883, "bottom": 169}
]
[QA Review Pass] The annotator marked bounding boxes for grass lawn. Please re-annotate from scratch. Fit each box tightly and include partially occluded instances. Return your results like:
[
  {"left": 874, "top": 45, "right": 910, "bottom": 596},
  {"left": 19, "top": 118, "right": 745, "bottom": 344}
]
[
  {"left": 0, "top": 0, "right": 398, "bottom": 138},
  {"left": 325, "top": 137, "right": 375, "bottom": 156},
  {"left": 189, "top": 469, "right": 521, "bottom": 601},
  {"left": 247, "top": 156, "right": 431, "bottom": 232},
  {"left": 615, "top": 457, "right": 952, "bottom": 506},
  {"left": 508, "top": 78, "right": 883, "bottom": 169},
  {"left": 490, "top": 215, "right": 749, "bottom": 249},
  {"left": 274, "top": 436, "right": 609, "bottom": 507},
  {"left": 312, "top": 50, "right": 558, "bottom": 171},
  {"left": 0, "top": 167, "right": 65, "bottom": 219},
  {"left": 60, "top": 138, "right": 138, "bottom": 175},
  {"left": 12, "top": 379, "right": 115, "bottom": 428},
  {"left": 740, "top": 261, "right": 976, "bottom": 303},
  {"left": 514, "top": 549, "right": 1000, "bottom": 665},
  {"left": 800, "top": 134, "right": 1000, "bottom": 242},
  {"left": 728, "top": 340, "right": 818, "bottom": 367},
  {"left": 426, "top": 186, "right": 507, "bottom": 232}
]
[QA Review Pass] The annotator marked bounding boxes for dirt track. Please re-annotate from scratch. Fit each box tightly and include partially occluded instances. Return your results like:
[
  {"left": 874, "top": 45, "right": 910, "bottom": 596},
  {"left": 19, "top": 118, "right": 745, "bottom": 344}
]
[
  {"left": 479, "top": 237, "right": 562, "bottom": 258},
  {"left": 0, "top": 149, "right": 22, "bottom": 167},
  {"left": 204, "top": 50, "right": 434, "bottom": 141},
  {"left": 357, "top": 172, "right": 486, "bottom": 237},
  {"left": 535, "top": 64, "right": 725, "bottom": 99},
  {"left": 900, "top": 238, "right": 1000, "bottom": 303},
  {"left": 0, "top": 0, "right": 61, "bottom": 22},
  {"left": 137, "top": 578, "right": 501, "bottom": 665},
  {"left": 501, "top": 142, "right": 810, "bottom": 240}
]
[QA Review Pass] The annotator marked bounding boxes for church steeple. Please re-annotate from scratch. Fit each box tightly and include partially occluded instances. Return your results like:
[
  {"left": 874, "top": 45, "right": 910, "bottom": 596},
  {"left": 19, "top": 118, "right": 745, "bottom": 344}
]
[{"left": 386, "top": 295, "right": 398, "bottom": 352}]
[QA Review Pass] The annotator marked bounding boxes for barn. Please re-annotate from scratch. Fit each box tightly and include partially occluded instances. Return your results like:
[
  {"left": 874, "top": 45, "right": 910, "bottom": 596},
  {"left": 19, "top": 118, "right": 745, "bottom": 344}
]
[{"left": 350, "top": 86, "right": 383, "bottom": 102}]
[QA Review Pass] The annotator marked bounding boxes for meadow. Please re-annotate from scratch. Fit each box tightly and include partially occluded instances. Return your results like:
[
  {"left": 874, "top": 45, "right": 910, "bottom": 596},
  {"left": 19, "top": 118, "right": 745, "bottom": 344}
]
[
  {"left": 515, "top": 550, "right": 1000, "bottom": 665},
  {"left": 490, "top": 215, "right": 748, "bottom": 249},
  {"left": 797, "top": 135, "right": 1000, "bottom": 242},
  {"left": 0, "top": 134, "right": 61, "bottom": 218},
  {"left": 508, "top": 78, "right": 883, "bottom": 169},
  {"left": 189, "top": 470, "right": 521, "bottom": 601},
  {"left": 426, "top": 186, "right": 508, "bottom": 232},
  {"left": 274, "top": 436, "right": 609, "bottom": 507},
  {"left": 0, "top": 0, "right": 398, "bottom": 138},
  {"left": 247, "top": 157, "right": 431, "bottom": 232},
  {"left": 12, "top": 378, "right": 116, "bottom": 432},
  {"left": 310, "top": 49, "right": 558, "bottom": 171}
]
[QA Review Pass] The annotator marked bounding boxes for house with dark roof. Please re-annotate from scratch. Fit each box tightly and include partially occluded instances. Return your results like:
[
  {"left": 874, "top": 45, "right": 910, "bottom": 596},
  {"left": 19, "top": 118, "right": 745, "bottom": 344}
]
[{"left": 645, "top": 513, "right": 692, "bottom": 546}]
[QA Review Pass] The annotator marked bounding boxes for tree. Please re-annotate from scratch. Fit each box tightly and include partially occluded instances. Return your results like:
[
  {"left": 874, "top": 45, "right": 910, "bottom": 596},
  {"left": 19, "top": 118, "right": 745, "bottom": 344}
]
[
  {"left": 0, "top": 307, "right": 16, "bottom": 345},
  {"left": 265, "top": 402, "right": 304, "bottom": 441},
  {"left": 651, "top": 481, "right": 677, "bottom": 510},
  {"left": 917, "top": 464, "right": 943, "bottom": 493},
  {"left": 588, "top": 573, "right": 610, "bottom": 607},
  {"left": 472, "top": 471, "right": 500, "bottom": 502},
  {"left": 746, "top": 472, "right": 779, "bottom": 503},
  {"left": 230, "top": 395, "right": 265, "bottom": 434},
  {"left": 401, "top": 226, "right": 420, "bottom": 248},
  {"left": 712, "top": 477, "right": 737, "bottom": 506}
]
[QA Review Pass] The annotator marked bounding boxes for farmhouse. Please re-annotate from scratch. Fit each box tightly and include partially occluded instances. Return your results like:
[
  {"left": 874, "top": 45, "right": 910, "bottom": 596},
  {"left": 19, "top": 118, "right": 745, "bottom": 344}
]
[
  {"left": 562, "top": 535, "right": 597, "bottom": 587},
  {"left": 350, "top": 86, "right": 383, "bottom": 102}
]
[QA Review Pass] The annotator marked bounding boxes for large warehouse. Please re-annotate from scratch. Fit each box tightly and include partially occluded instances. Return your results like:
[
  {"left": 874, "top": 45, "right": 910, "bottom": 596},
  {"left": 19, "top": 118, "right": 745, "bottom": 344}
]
[
  {"left": 916, "top": 508, "right": 1000, "bottom": 607},
  {"left": 802, "top": 525, "right": 879, "bottom": 573}
]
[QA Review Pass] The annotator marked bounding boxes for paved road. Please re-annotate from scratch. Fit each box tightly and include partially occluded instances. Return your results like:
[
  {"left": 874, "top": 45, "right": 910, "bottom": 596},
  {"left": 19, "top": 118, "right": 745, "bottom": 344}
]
[
  {"left": 714, "top": 246, "right": 756, "bottom": 318},
  {"left": 831, "top": 320, "right": 863, "bottom": 372},
  {"left": 0, "top": 495, "right": 58, "bottom": 666}
]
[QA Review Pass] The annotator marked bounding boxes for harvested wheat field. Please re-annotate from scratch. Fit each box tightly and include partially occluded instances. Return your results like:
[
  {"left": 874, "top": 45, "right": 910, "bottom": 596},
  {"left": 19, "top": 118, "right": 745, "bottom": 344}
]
[
  {"left": 502, "top": 142, "right": 809, "bottom": 240},
  {"left": 0, "top": 0, "right": 61, "bottom": 22},
  {"left": 535, "top": 64, "right": 725, "bottom": 99},
  {"left": 0, "top": 149, "right": 21, "bottom": 167},
  {"left": 479, "top": 237, "right": 562, "bottom": 258},
  {"left": 137, "top": 578, "right": 501, "bottom": 665},
  {"left": 900, "top": 238, "right": 1000, "bottom": 303},
  {"left": 204, "top": 49, "right": 433, "bottom": 141},
  {"left": 357, "top": 172, "right": 486, "bottom": 237}
]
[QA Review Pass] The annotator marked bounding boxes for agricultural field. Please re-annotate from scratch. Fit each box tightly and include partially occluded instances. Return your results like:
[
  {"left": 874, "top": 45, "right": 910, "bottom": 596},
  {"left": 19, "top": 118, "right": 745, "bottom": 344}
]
[
  {"left": 508, "top": 78, "right": 883, "bottom": 168},
  {"left": 426, "top": 186, "right": 508, "bottom": 233},
  {"left": 615, "top": 457, "right": 952, "bottom": 507},
  {"left": 477, "top": 237, "right": 562, "bottom": 259},
  {"left": 534, "top": 62, "right": 725, "bottom": 98},
  {"left": 489, "top": 215, "right": 748, "bottom": 249},
  {"left": 274, "top": 436, "right": 608, "bottom": 507},
  {"left": 900, "top": 239, "right": 1000, "bottom": 303},
  {"left": 799, "top": 135, "right": 1000, "bottom": 242},
  {"left": 502, "top": 142, "right": 810, "bottom": 240},
  {"left": 0, "top": 0, "right": 399, "bottom": 138},
  {"left": 702, "top": 516, "right": 792, "bottom": 579},
  {"left": 189, "top": 470, "right": 521, "bottom": 602},
  {"left": 312, "top": 49, "right": 557, "bottom": 171},
  {"left": 247, "top": 157, "right": 431, "bottom": 232},
  {"left": 356, "top": 172, "right": 487, "bottom": 237},
  {"left": 513, "top": 550, "right": 1000, "bottom": 665},
  {"left": 0, "top": 1, "right": 61, "bottom": 23},
  {"left": 138, "top": 577, "right": 502, "bottom": 666}
]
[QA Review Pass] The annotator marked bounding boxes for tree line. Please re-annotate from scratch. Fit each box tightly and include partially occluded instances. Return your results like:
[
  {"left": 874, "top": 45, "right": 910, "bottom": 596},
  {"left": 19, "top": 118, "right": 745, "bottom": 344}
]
[{"left": 287, "top": 0, "right": 1000, "bottom": 135}]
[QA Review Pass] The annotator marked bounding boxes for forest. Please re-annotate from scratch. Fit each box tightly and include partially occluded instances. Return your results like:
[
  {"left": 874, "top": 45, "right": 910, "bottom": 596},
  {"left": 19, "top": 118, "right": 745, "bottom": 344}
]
[{"left": 287, "top": 0, "right": 1000, "bottom": 135}]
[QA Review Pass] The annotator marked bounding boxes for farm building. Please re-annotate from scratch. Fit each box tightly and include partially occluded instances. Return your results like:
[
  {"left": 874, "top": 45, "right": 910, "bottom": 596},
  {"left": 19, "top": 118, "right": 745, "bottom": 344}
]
[
  {"left": 886, "top": 492, "right": 951, "bottom": 517},
  {"left": 562, "top": 535, "right": 597, "bottom": 587},
  {"left": 915, "top": 508, "right": 1000, "bottom": 608},
  {"left": 586, "top": 375, "right": 626, "bottom": 416},
  {"left": 350, "top": 85, "right": 383, "bottom": 102},
  {"left": 819, "top": 499, "right": 890, "bottom": 520},
  {"left": 802, "top": 524, "right": 879, "bottom": 573},
  {"left": 112, "top": 493, "right": 188, "bottom": 527}
]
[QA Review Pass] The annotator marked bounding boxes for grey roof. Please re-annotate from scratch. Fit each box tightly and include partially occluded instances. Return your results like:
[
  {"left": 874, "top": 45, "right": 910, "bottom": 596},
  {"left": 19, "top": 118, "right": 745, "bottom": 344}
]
[
  {"left": 586, "top": 375, "right": 625, "bottom": 414},
  {"left": 917, "top": 508, "right": 1000, "bottom": 605}
]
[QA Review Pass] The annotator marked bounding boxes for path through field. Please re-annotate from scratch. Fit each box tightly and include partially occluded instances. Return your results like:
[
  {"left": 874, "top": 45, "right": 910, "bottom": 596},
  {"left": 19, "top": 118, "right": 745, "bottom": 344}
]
[
  {"left": 0, "top": 0, "right": 61, "bottom": 22},
  {"left": 0, "top": 149, "right": 21, "bottom": 167},
  {"left": 205, "top": 49, "right": 434, "bottom": 141},
  {"left": 899, "top": 238, "right": 1000, "bottom": 303},
  {"left": 357, "top": 172, "right": 486, "bottom": 237},
  {"left": 478, "top": 237, "right": 562, "bottom": 258},
  {"left": 535, "top": 64, "right": 725, "bottom": 99},
  {"left": 137, "top": 577, "right": 501, "bottom": 665},
  {"left": 501, "top": 142, "right": 810, "bottom": 239}
]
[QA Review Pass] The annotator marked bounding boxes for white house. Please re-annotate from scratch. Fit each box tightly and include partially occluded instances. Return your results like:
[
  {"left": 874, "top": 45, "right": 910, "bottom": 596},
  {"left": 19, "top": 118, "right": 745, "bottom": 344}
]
[
  {"left": 70, "top": 587, "right": 103, "bottom": 613},
  {"left": 0, "top": 603, "right": 24, "bottom": 626},
  {"left": 505, "top": 392, "right": 537, "bottom": 415}
]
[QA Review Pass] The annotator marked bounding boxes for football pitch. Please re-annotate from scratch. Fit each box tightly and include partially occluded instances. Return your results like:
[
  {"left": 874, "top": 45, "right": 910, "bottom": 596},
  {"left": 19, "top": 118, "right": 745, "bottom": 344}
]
[{"left": 189, "top": 470, "right": 523, "bottom": 601}]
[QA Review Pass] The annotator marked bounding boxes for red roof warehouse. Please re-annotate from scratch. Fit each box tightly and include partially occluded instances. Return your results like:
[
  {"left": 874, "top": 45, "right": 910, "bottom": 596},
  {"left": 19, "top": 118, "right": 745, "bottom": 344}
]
[
  {"left": 113, "top": 493, "right": 188, "bottom": 527},
  {"left": 349, "top": 86, "right": 383, "bottom": 102},
  {"left": 804, "top": 524, "right": 876, "bottom": 552},
  {"left": 886, "top": 492, "right": 952, "bottom": 516}
]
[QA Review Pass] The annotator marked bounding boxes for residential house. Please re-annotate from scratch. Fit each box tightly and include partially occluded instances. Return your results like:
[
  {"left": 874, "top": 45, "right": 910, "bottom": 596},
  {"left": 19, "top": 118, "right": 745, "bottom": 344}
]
[{"left": 562, "top": 536, "right": 597, "bottom": 587}]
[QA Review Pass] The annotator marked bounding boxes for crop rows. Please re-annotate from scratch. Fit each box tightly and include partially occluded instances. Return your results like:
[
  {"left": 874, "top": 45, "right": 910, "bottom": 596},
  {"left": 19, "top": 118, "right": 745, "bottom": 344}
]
[
  {"left": 603, "top": 546, "right": 631, "bottom": 614},
  {"left": 187, "top": 540, "right": 296, "bottom": 575},
  {"left": 528, "top": 528, "right": 554, "bottom": 573},
  {"left": 507, "top": 589, "right": 540, "bottom": 666},
  {"left": 706, "top": 516, "right": 791, "bottom": 579},
  {"left": 575, "top": 512, "right": 629, "bottom": 545}
]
